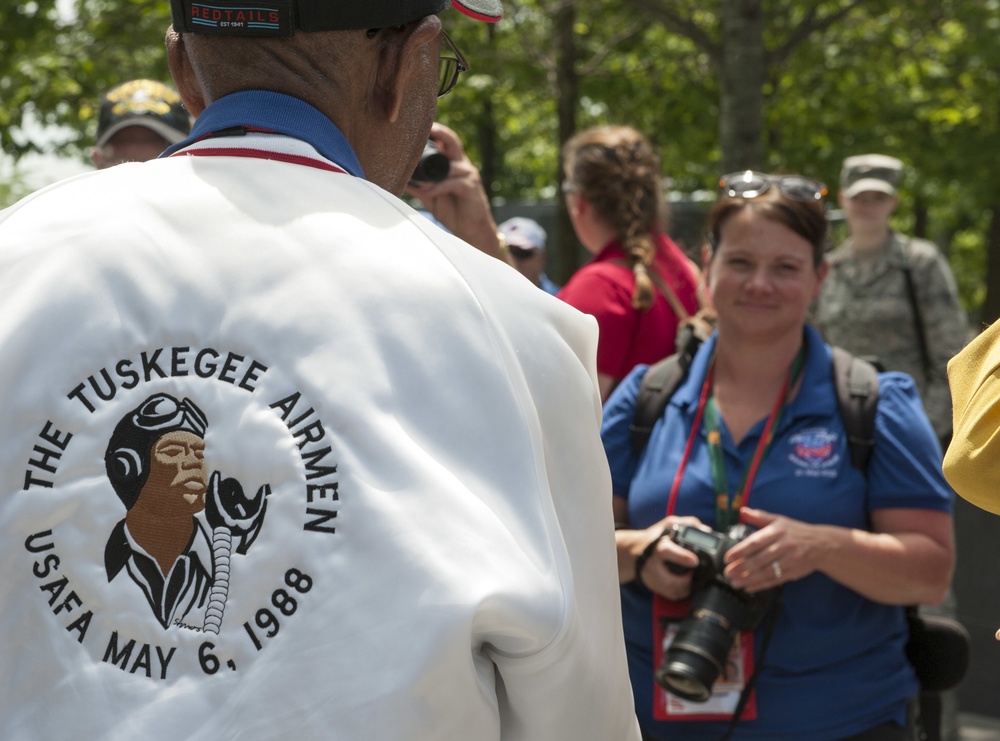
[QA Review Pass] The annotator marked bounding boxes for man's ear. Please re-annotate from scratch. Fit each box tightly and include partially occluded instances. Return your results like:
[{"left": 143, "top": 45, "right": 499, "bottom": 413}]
[
  {"left": 372, "top": 17, "right": 440, "bottom": 123},
  {"left": 166, "top": 28, "right": 208, "bottom": 118}
]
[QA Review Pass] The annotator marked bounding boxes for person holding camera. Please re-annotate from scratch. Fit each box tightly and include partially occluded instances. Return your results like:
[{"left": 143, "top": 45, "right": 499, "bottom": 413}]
[{"left": 601, "top": 172, "right": 954, "bottom": 740}]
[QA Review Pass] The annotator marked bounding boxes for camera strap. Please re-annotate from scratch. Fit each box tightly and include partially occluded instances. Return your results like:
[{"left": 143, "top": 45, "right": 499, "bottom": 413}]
[{"left": 716, "top": 588, "right": 784, "bottom": 741}]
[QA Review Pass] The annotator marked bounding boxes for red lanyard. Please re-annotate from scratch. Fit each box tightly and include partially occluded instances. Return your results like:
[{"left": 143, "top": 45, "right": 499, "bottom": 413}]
[
  {"left": 663, "top": 347, "right": 804, "bottom": 526},
  {"left": 664, "top": 363, "right": 713, "bottom": 518}
]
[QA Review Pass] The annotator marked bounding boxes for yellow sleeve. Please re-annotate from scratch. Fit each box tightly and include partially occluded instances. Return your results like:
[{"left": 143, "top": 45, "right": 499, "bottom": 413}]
[{"left": 944, "top": 320, "right": 1000, "bottom": 514}]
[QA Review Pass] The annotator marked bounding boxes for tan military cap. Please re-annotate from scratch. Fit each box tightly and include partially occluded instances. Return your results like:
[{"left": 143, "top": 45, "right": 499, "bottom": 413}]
[{"left": 840, "top": 154, "right": 903, "bottom": 199}]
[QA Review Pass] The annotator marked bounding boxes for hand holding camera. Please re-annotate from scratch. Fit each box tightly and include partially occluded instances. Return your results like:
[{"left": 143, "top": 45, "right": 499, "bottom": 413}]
[
  {"left": 632, "top": 517, "right": 703, "bottom": 601},
  {"left": 404, "top": 122, "right": 504, "bottom": 260}
]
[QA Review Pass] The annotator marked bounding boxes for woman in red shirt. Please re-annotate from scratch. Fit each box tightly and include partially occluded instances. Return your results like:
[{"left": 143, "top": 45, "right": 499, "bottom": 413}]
[{"left": 558, "top": 126, "right": 704, "bottom": 401}]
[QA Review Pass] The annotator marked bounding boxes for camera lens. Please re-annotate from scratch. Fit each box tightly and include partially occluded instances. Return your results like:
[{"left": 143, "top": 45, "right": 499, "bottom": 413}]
[
  {"left": 656, "top": 588, "right": 746, "bottom": 701},
  {"left": 656, "top": 522, "right": 778, "bottom": 703},
  {"left": 410, "top": 140, "right": 450, "bottom": 184}
]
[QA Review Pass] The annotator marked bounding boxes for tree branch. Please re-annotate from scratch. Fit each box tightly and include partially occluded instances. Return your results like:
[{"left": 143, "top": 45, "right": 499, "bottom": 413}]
[
  {"left": 621, "top": 0, "right": 722, "bottom": 63},
  {"left": 768, "top": 0, "right": 869, "bottom": 66},
  {"left": 578, "top": 20, "right": 648, "bottom": 77}
]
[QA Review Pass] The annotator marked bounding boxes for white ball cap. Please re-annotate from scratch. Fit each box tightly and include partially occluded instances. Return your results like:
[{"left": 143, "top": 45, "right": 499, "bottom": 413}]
[{"left": 498, "top": 217, "right": 547, "bottom": 251}]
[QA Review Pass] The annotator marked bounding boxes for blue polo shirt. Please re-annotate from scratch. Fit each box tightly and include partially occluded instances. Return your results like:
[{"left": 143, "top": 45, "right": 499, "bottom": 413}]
[{"left": 601, "top": 325, "right": 953, "bottom": 741}]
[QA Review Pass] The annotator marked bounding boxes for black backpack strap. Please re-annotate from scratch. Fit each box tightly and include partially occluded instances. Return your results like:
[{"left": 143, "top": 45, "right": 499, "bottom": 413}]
[
  {"left": 629, "top": 352, "right": 691, "bottom": 457},
  {"left": 831, "top": 346, "right": 880, "bottom": 474},
  {"left": 631, "top": 344, "right": 879, "bottom": 472},
  {"left": 900, "top": 238, "right": 934, "bottom": 382}
]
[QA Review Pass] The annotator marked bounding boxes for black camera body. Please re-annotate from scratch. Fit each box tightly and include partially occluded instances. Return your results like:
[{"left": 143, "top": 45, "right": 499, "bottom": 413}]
[
  {"left": 409, "top": 139, "right": 450, "bottom": 184},
  {"left": 655, "top": 523, "right": 777, "bottom": 702}
]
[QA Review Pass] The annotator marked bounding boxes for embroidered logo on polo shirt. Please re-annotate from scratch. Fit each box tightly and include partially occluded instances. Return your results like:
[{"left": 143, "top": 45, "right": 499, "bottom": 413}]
[
  {"left": 21, "top": 345, "right": 340, "bottom": 681},
  {"left": 787, "top": 427, "right": 839, "bottom": 478}
]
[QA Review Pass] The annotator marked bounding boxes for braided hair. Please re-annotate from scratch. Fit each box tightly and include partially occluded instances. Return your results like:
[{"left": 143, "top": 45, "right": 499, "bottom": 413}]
[{"left": 562, "top": 126, "right": 665, "bottom": 311}]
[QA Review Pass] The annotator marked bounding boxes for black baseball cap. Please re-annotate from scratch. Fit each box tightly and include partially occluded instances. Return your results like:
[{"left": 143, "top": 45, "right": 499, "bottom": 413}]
[
  {"left": 170, "top": 0, "right": 503, "bottom": 36},
  {"left": 95, "top": 80, "right": 192, "bottom": 148}
]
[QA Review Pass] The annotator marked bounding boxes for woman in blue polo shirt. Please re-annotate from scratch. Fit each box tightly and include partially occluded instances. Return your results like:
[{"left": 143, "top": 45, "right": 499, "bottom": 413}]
[{"left": 602, "top": 172, "right": 954, "bottom": 741}]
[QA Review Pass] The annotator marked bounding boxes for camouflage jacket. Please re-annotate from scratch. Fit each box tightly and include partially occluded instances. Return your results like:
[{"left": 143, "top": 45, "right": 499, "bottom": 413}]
[{"left": 813, "top": 231, "right": 968, "bottom": 440}]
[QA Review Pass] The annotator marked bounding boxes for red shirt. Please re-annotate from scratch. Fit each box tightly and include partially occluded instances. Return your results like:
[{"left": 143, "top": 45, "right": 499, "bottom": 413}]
[{"left": 557, "top": 233, "right": 701, "bottom": 380}]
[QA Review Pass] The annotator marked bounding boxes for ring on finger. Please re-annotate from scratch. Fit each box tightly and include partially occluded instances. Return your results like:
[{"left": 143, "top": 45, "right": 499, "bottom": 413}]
[{"left": 771, "top": 560, "right": 783, "bottom": 580}]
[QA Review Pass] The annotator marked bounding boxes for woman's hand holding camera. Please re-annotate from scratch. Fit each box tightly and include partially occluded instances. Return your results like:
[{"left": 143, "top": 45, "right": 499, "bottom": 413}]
[
  {"left": 722, "top": 507, "right": 821, "bottom": 592},
  {"left": 627, "top": 516, "right": 704, "bottom": 601}
]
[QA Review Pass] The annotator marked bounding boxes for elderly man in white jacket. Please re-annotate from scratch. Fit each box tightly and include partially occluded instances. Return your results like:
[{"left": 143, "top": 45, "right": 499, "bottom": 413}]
[{"left": 0, "top": 1, "right": 640, "bottom": 740}]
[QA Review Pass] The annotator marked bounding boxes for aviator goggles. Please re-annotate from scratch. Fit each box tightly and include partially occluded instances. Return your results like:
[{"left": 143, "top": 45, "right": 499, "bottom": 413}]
[{"left": 719, "top": 171, "right": 828, "bottom": 202}]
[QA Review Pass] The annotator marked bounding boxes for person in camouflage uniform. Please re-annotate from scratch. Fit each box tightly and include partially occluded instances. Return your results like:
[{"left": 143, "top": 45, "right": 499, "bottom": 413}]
[
  {"left": 814, "top": 154, "right": 967, "bottom": 741},
  {"left": 814, "top": 154, "right": 968, "bottom": 445}
]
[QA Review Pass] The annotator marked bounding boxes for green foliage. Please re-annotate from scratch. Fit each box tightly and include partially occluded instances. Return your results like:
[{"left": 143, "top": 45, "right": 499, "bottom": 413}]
[
  {"left": 0, "top": 157, "right": 33, "bottom": 208},
  {"left": 442, "top": 6, "right": 559, "bottom": 200},
  {"left": 951, "top": 228, "right": 988, "bottom": 317},
  {"left": 1, "top": 0, "right": 172, "bottom": 160},
  {"left": 4, "top": 0, "right": 998, "bottom": 312}
]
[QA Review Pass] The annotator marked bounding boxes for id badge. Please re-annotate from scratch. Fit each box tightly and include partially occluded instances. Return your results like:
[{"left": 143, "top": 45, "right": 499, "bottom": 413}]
[{"left": 651, "top": 595, "right": 758, "bottom": 721}]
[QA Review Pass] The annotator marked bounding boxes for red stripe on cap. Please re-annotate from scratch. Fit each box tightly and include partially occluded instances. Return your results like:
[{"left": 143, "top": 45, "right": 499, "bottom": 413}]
[{"left": 451, "top": 0, "right": 503, "bottom": 22}]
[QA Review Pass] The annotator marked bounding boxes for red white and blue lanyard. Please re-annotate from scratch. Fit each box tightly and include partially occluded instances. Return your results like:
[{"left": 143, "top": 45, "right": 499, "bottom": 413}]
[
  {"left": 161, "top": 90, "right": 362, "bottom": 176},
  {"left": 664, "top": 347, "right": 806, "bottom": 531}
]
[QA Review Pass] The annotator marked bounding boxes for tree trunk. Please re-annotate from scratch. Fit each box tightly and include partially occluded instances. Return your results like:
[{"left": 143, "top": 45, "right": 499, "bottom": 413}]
[
  {"left": 478, "top": 100, "right": 496, "bottom": 197},
  {"left": 478, "top": 24, "right": 498, "bottom": 193},
  {"left": 913, "top": 192, "right": 928, "bottom": 241},
  {"left": 719, "top": 0, "right": 764, "bottom": 172},
  {"left": 553, "top": 0, "right": 579, "bottom": 284}
]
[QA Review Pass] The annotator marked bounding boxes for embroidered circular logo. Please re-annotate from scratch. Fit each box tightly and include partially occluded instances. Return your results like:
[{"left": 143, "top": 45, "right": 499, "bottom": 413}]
[
  {"left": 21, "top": 345, "right": 341, "bottom": 682},
  {"left": 787, "top": 427, "right": 840, "bottom": 476}
]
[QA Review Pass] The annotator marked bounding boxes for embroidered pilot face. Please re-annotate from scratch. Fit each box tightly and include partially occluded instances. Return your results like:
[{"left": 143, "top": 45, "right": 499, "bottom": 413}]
[
  {"left": 105, "top": 393, "right": 208, "bottom": 511},
  {"left": 140, "top": 430, "right": 208, "bottom": 516}
]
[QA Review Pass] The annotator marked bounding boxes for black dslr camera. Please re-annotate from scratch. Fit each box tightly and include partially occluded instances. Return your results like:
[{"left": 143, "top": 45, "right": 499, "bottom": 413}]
[
  {"left": 655, "top": 523, "right": 777, "bottom": 702},
  {"left": 409, "top": 139, "right": 450, "bottom": 184}
]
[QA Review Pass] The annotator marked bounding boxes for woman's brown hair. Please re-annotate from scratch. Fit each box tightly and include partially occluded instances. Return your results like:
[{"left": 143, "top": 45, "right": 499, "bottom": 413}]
[
  {"left": 706, "top": 187, "right": 827, "bottom": 268},
  {"left": 562, "top": 126, "right": 665, "bottom": 311}
]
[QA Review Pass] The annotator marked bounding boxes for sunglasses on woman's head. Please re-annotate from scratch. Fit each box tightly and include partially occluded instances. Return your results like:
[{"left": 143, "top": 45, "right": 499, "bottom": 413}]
[{"left": 719, "top": 171, "right": 828, "bottom": 202}]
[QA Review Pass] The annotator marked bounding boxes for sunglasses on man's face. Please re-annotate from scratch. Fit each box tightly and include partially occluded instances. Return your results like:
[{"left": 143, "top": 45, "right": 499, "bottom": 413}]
[
  {"left": 719, "top": 171, "right": 828, "bottom": 202},
  {"left": 437, "top": 30, "right": 469, "bottom": 98},
  {"left": 366, "top": 27, "right": 468, "bottom": 98},
  {"left": 508, "top": 246, "right": 538, "bottom": 260}
]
